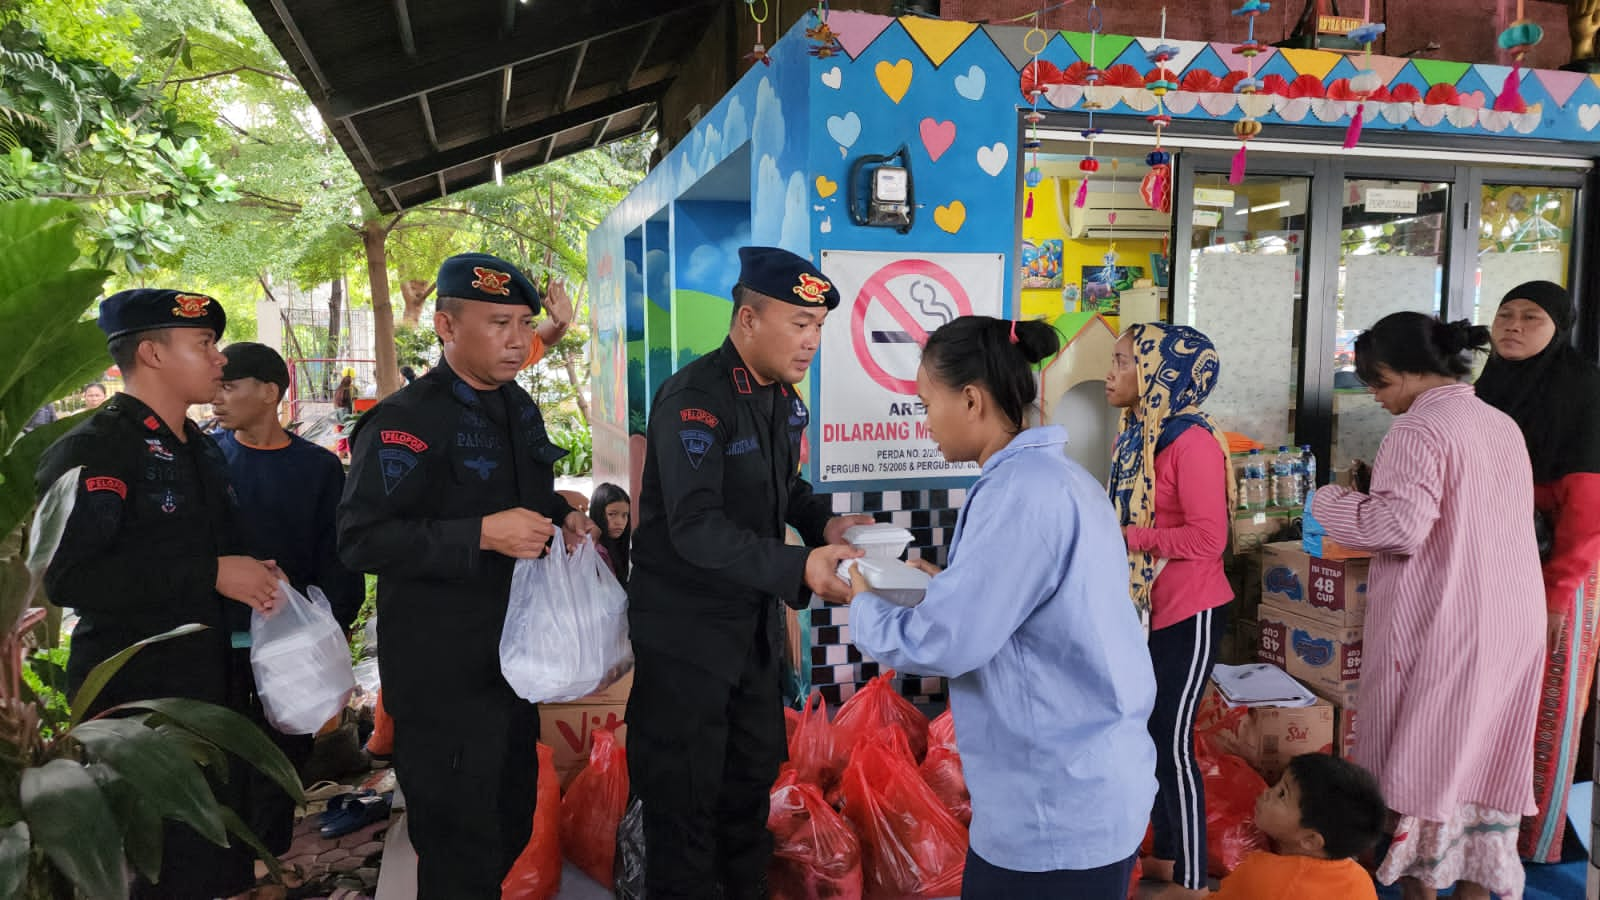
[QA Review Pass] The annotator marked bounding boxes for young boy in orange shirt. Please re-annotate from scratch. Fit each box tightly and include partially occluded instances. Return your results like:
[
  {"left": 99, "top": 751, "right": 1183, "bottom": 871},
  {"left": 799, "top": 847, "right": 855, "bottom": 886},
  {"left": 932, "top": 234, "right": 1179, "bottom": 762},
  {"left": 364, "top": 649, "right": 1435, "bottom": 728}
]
[{"left": 1214, "top": 753, "right": 1386, "bottom": 899}]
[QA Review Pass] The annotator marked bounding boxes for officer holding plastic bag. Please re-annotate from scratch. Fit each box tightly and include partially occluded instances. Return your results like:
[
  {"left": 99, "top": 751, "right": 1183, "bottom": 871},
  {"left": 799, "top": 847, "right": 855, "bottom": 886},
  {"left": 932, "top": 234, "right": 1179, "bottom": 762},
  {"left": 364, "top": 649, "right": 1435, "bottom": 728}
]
[
  {"left": 627, "top": 246, "right": 870, "bottom": 898},
  {"left": 37, "top": 289, "right": 277, "bottom": 898},
  {"left": 338, "top": 253, "right": 594, "bottom": 898}
]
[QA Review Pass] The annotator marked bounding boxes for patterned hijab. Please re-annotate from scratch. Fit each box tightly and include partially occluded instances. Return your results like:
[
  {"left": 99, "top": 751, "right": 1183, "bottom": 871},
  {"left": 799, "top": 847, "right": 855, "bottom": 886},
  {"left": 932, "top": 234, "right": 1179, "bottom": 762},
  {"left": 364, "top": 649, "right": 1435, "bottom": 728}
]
[{"left": 1108, "top": 323, "right": 1234, "bottom": 627}]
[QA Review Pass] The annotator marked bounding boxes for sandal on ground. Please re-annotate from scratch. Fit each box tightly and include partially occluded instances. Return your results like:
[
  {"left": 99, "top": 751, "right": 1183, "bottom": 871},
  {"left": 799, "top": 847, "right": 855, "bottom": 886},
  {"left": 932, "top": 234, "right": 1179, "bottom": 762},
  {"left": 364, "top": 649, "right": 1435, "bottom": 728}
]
[{"left": 319, "top": 790, "right": 391, "bottom": 839}]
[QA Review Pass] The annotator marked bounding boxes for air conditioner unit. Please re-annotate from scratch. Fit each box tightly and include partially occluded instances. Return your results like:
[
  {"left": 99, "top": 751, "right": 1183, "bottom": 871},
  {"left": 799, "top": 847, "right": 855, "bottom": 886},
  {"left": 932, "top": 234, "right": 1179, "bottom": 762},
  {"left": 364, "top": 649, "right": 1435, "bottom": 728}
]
[{"left": 1067, "top": 189, "right": 1171, "bottom": 240}]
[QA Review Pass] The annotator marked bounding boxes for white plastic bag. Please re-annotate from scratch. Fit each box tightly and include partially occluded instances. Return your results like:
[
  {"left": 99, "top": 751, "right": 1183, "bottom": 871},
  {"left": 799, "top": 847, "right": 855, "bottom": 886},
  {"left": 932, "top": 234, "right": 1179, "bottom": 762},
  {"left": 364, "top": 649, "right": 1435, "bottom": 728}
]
[
  {"left": 500, "top": 532, "right": 633, "bottom": 703},
  {"left": 250, "top": 582, "right": 356, "bottom": 734}
]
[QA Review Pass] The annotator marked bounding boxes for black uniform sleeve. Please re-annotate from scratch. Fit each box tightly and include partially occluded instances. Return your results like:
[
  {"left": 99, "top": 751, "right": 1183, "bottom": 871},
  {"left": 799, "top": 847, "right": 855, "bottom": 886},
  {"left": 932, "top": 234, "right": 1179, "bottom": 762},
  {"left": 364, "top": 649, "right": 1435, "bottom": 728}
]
[
  {"left": 337, "top": 406, "right": 484, "bottom": 581},
  {"left": 786, "top": 476, "right": 834, "bottom": 548},
  {"left": 38, "top": 434, "right": 218, "bottom": 613},
  {"left": 652, "top": 388, "right": 809, "bottom": 598},
  {"left": 315, "top": 454, "right": 366, "bottom": 629}
]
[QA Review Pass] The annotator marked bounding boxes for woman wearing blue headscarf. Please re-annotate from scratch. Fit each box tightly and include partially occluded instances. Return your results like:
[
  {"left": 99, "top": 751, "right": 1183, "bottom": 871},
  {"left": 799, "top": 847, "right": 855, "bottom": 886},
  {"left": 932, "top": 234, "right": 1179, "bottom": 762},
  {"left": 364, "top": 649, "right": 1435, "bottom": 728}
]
[{"left": 1107, "top": 323, "right": 1236, "bottom": 898}]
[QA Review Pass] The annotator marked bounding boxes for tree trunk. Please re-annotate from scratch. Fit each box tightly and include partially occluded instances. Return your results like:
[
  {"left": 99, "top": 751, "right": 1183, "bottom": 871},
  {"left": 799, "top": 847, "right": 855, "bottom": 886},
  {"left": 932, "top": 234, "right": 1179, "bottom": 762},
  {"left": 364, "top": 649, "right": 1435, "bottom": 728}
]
[
  {"left": 323, "top": 276, "right": 344, "bottom": 393},
  {"left": 400, "top": 279, "right": 434, "bottom": 327},
  {"left": 560, "top": 347, "right": 591, "bottom": 426},
  {"left": 1575, "top": 0, "right": 1600, "bottom": 63},
  {"left": 362, "top": 222, "right": 402, "bottom": 398}
]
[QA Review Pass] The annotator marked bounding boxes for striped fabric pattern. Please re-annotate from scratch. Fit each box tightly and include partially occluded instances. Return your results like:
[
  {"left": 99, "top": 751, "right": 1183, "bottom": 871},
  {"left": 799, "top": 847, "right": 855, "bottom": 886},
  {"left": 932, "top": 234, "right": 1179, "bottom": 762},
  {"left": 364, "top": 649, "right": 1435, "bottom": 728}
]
[{"left": 1311, "top": 384, "right": 1546, "bottom": 824}]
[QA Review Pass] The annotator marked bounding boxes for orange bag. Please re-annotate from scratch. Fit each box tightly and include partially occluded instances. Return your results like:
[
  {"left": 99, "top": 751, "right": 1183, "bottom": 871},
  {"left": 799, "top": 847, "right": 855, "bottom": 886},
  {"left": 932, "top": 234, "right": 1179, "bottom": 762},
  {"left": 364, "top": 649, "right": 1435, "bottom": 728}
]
[
  {"left": 834, "top": 671, "right": 930, "bottom": 763},
  {"left": 502, "top": 743, "right": 562, "bottom": 900},
  {"left": 768, "top": 766, "right": 863, "bottom": 900},
  {"left": 927, "top": 708, "right": 956, "bottom": 753},
  {"left": 839, "top": 728, "right": 965, "bottom": 899},
  {"left": 918, "top": 745, "right": 971, "bottom": 827},
  {"left": 789, "top": 694, "right": 848, "bottom": 799},
  {"left": 559, "top": 728, "right": 630, "bottom": 886},
  {"left": 1196, "top": 730, "right": 1271, "bottom": 878}
]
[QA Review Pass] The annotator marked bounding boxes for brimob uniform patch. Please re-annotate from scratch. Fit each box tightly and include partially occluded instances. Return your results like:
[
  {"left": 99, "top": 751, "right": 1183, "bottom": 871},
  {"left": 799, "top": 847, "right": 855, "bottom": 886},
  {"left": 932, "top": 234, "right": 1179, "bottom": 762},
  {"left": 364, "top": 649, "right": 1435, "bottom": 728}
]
[
  {"left": 381, "top": 430, "right": 429, "bottom": 452},
  {"left": 463, "top": 456, "right": 500, "bottom": 480},
  {"left": 380, "top": 448, "right": 419, "bottom": 495},
  {"left": 679, "top": 428, "right": 715, "bottom": 470},
  {"left": 726, "top": 437, "right": 760, "bottom": 456}
]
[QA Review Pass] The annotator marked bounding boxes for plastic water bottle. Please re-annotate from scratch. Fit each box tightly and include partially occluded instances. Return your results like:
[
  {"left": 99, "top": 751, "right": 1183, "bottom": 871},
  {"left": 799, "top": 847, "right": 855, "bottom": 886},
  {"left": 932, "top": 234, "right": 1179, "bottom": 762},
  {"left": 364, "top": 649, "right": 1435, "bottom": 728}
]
[
  {"left": 1300, "top": 444, "right": 1317, "bottom": 494},
  {"left": 1243, "top": 449, "right": 1268, "bottom": 511},
  {"left": 1271, "top": 445, "right": 1303, "bottom": 508}
]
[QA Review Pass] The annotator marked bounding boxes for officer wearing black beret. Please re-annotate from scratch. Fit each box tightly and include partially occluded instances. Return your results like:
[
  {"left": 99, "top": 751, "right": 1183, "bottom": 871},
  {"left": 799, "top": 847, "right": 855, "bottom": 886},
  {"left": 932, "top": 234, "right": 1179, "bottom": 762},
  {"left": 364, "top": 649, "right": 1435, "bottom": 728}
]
[
  {"left": 337, "top": 252, "right": 597, "bottom": 898},
  {"left": 626, "top": 246, "right": 870, "bottom": 897},
  {"left": 37, "top": 288, "right": 280, "bottom": 898}
]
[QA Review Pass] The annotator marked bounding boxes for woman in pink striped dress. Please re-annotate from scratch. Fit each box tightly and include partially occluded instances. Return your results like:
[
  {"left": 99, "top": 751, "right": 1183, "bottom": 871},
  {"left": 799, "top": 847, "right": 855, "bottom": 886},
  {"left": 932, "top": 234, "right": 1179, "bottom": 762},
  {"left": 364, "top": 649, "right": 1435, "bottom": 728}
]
[{"left": 1310, "top": 312, "right": 1544, "bottom": 900}]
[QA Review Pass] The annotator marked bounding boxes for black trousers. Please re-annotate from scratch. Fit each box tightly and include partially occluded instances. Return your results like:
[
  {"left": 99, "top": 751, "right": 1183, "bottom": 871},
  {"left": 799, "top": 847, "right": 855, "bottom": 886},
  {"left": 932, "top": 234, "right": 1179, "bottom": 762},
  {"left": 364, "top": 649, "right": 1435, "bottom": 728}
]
[
  {"left": 626, "top": 640, "right": 785, "bottom": 900},
  {"left": 391, "top": 692, "right": 539, "bottom": 900},
  {"left": 1148, "top": 605, "right": 1227, "bottom": 890}
]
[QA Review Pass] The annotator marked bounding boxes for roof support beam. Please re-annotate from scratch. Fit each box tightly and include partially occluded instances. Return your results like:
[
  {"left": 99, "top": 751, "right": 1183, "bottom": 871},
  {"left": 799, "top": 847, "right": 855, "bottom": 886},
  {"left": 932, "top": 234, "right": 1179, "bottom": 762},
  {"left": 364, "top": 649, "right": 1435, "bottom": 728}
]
[
  {"left": 497, "top": 67, "right": 513, "bottom": 133},
  {"left": 590, "top": 114, "right": 613, "bottom": 148},
  {"left": 559, "top": 42, "right": 588, "bottom": 113},
  {"left": 392, "top": 0, "right": 417, "bottom": 57},
  {"left": 264, "top": 0, "right": 330, "bottom": 92},
  {"left": 501, "top": 0, "right": 518, "bottom": 36},
  {"left": 324, "top": 0, "right": 704, "bottom": 120},
  {"left": 374, "top": 85, "right": 662, "bottom": 189},
  {"left": 621, "top": 18, "right": 663, "bottom": 91},
  {"left": 418, "top": 95, "right": 440, "bottom": 151}
]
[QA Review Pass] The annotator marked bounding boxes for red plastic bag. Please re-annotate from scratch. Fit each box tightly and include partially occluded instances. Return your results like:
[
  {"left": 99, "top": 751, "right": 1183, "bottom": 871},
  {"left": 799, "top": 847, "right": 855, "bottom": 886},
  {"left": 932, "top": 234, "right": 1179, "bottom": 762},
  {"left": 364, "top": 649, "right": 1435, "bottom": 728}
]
[
  {"left": 840, "top": 728, "right": 965, "bottom": 899},
  {"left": 927, "top": 708, "right": 956, "bottom": 753},
  {"left": 1196, "top": 732, "right": 1271, "bottom": 877},
  {"left": 502, "top": 743, "right": 562, "bottom": 900},
  {"left": 786, "top": 706, "right": 801, "bottom": 746},
  {"left": 834, "top": 671, "right": 930, "bottom": 763},
  {"left": 790, "top": 694, "right": 848, "bottom": 798},
  {"left": 918, "top": 745, "right": 972, "bottom": 827},
  {"left": 768, "top": 766, "right": 864, "bottom": 900},
  {"left": 559, "top": 728, "right": 630, "bottom": 886}
]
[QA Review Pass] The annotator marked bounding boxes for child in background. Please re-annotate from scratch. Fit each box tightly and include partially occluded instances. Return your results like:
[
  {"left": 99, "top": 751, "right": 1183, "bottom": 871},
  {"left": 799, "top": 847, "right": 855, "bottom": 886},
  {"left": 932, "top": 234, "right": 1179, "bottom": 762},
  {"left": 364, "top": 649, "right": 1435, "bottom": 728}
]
[
  {"left": 1214, "top": 753, "right": 1385, "bottom": 900},
  {"left": 589, "top": 482, "right": 632, "bottom": 585}
]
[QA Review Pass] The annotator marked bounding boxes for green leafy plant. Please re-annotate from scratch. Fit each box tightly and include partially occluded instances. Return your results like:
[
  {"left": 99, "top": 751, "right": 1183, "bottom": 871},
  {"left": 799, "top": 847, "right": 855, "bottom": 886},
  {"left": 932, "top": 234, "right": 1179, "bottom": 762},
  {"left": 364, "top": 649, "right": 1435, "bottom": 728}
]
[
  {"left": 0, "top": 197, "right": 300, "bottom": 897},
  {"left": 550, "top": 425, "right": 593, "bottom": 478}
]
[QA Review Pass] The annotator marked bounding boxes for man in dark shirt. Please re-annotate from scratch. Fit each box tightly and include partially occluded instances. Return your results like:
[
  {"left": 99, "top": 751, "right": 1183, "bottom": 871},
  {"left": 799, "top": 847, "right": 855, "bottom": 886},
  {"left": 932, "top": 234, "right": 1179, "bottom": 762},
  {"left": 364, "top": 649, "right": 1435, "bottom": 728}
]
[
  {"left": 627, "top": 246, "right": 868, "bottom": 898},
  {"left": 37, "top": 288, "right": 281, "bottom": 899},
  {"left": 213, "top": 340, "right": 364, "bottom": 855},
  {"left": 338, "top": 253, "right": 596, "bottom": 898}
]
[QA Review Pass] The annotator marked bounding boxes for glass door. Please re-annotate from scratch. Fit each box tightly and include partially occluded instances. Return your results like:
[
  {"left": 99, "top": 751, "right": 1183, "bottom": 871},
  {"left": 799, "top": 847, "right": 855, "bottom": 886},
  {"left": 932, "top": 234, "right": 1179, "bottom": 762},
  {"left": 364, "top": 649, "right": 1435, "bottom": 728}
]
[
  {"left": 1329, "top": 178, "right": 1450, "bottom": 471},
  {"left": 1474, "top": 182, "right": 1577, "bottom": 326},
  {"left": 1178, "top": 170, "right": 1312, "bottom": 449}
]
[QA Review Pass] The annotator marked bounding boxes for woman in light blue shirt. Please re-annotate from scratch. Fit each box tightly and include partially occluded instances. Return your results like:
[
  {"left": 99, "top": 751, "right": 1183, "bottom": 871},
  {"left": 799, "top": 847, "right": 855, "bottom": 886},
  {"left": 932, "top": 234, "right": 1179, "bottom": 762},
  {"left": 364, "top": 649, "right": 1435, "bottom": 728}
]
[{"left": 845, "top": 315, "right": 1158, "bottom": 899}]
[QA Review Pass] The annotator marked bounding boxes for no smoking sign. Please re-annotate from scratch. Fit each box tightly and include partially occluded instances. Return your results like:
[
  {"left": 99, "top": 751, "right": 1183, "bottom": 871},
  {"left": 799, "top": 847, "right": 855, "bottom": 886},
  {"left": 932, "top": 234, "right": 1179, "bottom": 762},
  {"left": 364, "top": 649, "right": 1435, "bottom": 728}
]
[{"left": 850, "top": 259, "right": 975, "bottom": 395}]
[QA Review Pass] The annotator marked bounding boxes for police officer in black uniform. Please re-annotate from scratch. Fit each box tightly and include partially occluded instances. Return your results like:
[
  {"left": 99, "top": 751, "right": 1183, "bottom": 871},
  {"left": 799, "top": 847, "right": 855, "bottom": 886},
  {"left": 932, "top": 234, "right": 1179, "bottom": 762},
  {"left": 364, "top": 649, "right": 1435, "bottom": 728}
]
[
  {"left": 338, "top": 253, "right": 595, "bottom": 898},
  {"left": 627, "top": 246, "right": 871, "bottom": 898},
  {"left": 38, "top": 288, "right": 281, "bottom": 899}
]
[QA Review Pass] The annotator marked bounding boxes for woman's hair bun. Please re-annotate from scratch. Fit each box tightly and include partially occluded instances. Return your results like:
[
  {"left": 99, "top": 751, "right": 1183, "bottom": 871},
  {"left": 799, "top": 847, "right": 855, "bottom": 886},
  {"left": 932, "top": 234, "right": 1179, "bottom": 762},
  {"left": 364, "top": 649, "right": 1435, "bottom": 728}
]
[
  {"left": 1010, "top": 319, "right": 1061, "bottom": 365},
  {"left": 1435, "top": 318, "right": 1491, "bottom": 355}
]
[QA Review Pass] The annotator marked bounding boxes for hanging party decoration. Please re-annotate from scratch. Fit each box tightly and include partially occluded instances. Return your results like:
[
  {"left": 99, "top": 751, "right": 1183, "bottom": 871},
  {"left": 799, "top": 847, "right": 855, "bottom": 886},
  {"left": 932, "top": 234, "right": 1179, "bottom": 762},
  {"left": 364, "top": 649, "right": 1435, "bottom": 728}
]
[
  {"left": 1229, "top": 0, "right": 1270, "bottom": 184},
  {"left": 1077, "top": 0, "right": 1107, "bottom": 208},
  {"left": 1021, "top": 17, "right": 1049, "bottom": 219},
  {"left": 1341, "top": 1, "right": 1387, "bottom": 148},
  {"left": 806, "top": 1, "right": 844, "bottom": 59},
  {"left": 743, "top": 0, "right": 772, "bottom": 67},
  {"left": 1496, "top": 0, "right": 1543, "bottom": 113},
  {"left": 1142, "top": 7, "right": 1176, "bottom": 213}
]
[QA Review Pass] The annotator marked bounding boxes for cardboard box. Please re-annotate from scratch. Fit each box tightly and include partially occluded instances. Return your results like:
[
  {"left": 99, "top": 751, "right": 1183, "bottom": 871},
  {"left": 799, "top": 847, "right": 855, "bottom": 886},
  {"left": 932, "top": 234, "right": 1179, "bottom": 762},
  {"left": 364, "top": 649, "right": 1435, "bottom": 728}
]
[
  {"left": 1195, "top": 682, "right": 1336, "bottom": 782},
  {"left": 1260, "top": 542, "right": 1369, "bottom": 628},
  {"left": 1258, "top": 604, "right": 1362, "bottom": 705},
  {"left": 1334, "top": 703, "right": 1357, "bottom": 761},
  {"left": 575, "top": 669, "right": 634, "bottom": 706},
  {"left": 1232, "top": 509, "right": 1296, "bottom": 556},
  {"left": 540, "top": 703, "right": 627, "bottom": 788}
]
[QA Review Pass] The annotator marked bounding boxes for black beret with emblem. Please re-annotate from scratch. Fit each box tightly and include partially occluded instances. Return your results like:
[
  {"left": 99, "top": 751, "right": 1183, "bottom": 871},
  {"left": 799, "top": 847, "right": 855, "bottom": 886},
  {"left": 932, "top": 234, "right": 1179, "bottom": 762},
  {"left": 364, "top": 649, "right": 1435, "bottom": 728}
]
[
  {"left": 736, "top": 246, "right": 839, "bottom": 310},
  {"left": 437, "top": 252, "right": 542, "bottom": 313},
  {"left": 97, "top": 288, "right": 227, "bottom": 342}
]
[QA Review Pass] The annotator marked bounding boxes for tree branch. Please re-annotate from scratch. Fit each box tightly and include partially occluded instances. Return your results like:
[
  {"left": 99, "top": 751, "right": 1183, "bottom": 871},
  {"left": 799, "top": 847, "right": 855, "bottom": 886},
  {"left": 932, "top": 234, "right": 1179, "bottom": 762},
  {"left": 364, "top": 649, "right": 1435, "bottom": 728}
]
[
  {"left": 402, "top": 206, "right": 569, "bottom": 257},
  {"left": 164, "top": 66, "right": 297, "bottom": 86}
]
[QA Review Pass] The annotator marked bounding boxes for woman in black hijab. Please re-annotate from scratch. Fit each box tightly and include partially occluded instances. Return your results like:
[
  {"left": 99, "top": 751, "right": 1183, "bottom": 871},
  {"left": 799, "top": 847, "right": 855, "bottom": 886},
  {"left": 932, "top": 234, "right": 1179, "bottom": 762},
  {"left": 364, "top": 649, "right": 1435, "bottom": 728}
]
[{"left": 1476, "top": 279, "right": 1600, "bottom": 863}]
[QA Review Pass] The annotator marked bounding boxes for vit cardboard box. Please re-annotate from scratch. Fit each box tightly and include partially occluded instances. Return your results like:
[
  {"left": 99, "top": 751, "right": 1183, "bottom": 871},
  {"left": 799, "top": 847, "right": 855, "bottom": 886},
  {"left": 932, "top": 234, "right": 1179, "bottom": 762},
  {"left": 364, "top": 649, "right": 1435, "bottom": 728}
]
[
  {"left": 1260, "top": 542, "right": 1369, "bottom": 628},
  {"left": 1258, "top": 604, "right": 1362, "bottom": 706},
  {"left": 1307, "top": 683, "right": 1359, "bottom": 761},
  {"left": 1232, "top": 509, "right": 1296, "bottom": 556},
  {"left": 539, "top": 703, "right": 627, "bottom": 788},
  {"left": 1195, "top": 681, "right": 1336, "bottom": 783}
]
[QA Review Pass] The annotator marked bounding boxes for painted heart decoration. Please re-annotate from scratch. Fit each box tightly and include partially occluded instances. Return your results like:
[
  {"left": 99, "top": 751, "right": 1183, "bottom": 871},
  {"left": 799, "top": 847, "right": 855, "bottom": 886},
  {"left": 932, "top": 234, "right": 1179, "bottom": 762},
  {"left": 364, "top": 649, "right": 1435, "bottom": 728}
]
[
  {"left": 1578, "top": 104, "right": 1600, "bottom": 131},
  {"left": 876, "top": 59, "right": 914, "bottom": 104},
  {"left": 976, "top": 142, "right": 1009, "bottom": 177},
  {"left": 933, "top": 201, "right": 967, "bottom": 233},
  {"left": 821, "top": 67, "right": 842, "bottom": 90},
  {"left": 826, "top": 112, "right": 862, "bottom": 149},
  {"left": 954, "top": 65, "right": 986, "bottom": 101},
  {"left": 919, "top": 118, "right": 957, "bottom": 162}
]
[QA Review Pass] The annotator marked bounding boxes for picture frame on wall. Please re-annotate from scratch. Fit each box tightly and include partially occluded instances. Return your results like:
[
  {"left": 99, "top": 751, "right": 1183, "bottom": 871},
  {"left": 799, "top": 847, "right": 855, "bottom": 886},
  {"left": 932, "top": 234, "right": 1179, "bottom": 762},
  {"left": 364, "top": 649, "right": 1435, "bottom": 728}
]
[
  {"left": 1150, "top": 252, "right": 1170, "bottom": 288},
  {"left": 1021, "top": 239, "right": 1065, "bottom": 289}
]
